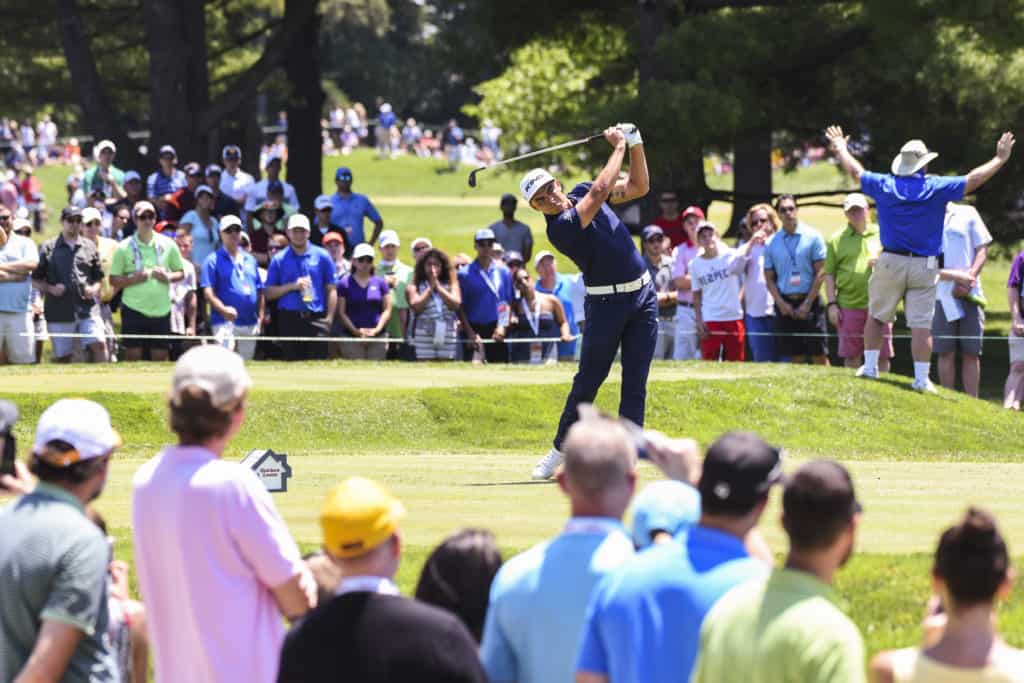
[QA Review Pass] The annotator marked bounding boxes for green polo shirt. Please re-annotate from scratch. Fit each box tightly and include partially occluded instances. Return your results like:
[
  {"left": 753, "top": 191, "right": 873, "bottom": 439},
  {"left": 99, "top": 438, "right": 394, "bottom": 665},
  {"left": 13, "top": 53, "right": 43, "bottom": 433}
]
[
  {"left": 379, "top": 259, "right": 413, "bottom": 340},
  {"left": 110, "top": 232, "right": 184, "bottom": 317},
  {"left": 692, "top": 568, "right": 866, "bottom": 683},
  {"left": 0, "top": 483, "right": 117, "bottom": 682},
  {"left": 823, "top": 224, "right": 880, "bottom": 310}
]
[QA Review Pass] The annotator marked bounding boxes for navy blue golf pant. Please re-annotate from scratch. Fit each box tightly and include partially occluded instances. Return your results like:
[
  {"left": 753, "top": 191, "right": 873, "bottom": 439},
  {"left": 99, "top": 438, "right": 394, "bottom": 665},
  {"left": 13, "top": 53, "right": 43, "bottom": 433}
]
[{"left": 553, "top": 282, "right": 658, "bottom": 450}]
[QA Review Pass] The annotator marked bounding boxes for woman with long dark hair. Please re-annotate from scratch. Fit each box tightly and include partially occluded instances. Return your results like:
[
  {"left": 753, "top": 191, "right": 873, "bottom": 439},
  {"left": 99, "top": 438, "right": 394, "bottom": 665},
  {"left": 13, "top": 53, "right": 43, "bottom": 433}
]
[{"left": 407, "top": 247, "right": 461, "bottom": 361}]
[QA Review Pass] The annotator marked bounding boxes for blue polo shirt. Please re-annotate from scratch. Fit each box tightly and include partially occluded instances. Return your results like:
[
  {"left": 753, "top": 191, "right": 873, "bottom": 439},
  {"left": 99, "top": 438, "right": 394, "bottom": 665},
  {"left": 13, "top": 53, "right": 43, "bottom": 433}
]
[
  {"left": 762, "top": 223, "right": 827, "bottom": 296},
  {"left": 861, "top": 171, "right": 966, "bottom": 256},
  {"left": 546, "top": 182, "right": 646, "bottom": 287},
  {"left": 457, "top": 259, "right": 513, "bottom": 325},
  {"left": 200, "top": 247, "right": 263, "bottom": 326},
  {"left": 329, "top": 193, "right": 382, "bottom": 245},
  {"left": 576, "top": 526, "right": 766, "bottom": 683},
  {"left": 480, "top": 518, "right": 635, "bottom": 683},
  {"left": 265, "top": 244, "right": 335, "bottom": 313},
  {"left": 535, "top": 273, "right": 578, "bottom": 356}
]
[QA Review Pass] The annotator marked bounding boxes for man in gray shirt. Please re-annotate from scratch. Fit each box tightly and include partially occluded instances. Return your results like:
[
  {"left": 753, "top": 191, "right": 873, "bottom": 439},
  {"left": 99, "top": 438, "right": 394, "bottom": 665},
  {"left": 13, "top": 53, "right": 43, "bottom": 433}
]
[
  {"left": 0, "top": 398, "right": 121, "bottom": 682},
  {"left": 489, "top": 193, "right": 534, "bottom": 263}
]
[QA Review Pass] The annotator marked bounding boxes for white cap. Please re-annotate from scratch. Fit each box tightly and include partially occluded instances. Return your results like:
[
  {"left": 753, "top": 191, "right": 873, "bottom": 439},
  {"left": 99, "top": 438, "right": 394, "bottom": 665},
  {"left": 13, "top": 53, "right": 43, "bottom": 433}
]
[
  {"left": 81, "top": 207, "right": 102, "bottom": 225},
  {"left": 171, "top": 345, "right": 252, "bottom": 410},
  {"left": 352, "top": 243, "right": 375, "bottom": 260},
  {"left": 378, "top": 229, "right": 400, "bottom": 248},
  {"left": 474, "top": 227, "right": 496, "bottom": 242},
  {"left": 94, "top": 139, "right": 116, "bottom": 158},
  {"left": 287, "top": 214, "right": 311, "bottom": 231},
  {"left": 219, "top": 214, "right": 243, "bottom": 231},
  {"left": 843, "top": 193, "right": 869, "bottom": 211},
  {"left": 195, "top": 184, "right": 214, "bottom": 197},
  {"left": 520, "top": 167, "right": 556, "bottom": 202},
  {"left": 34, "top": 399, "right": 121, "bottom": 465},
  {"left": 411, "top": 237, "right": 432, "bottom": 252},
  {"left": 533, "top": 250, "right": 555, "bottom": 269},
  {"left": 380, "top": 103, "right": 392, "bottom": 113},
  {"left": 314, "top": 194, "right": 333, "bottom": 210},
  {"left": 12, "top": 217, "right": 31, "bottom": 232}
]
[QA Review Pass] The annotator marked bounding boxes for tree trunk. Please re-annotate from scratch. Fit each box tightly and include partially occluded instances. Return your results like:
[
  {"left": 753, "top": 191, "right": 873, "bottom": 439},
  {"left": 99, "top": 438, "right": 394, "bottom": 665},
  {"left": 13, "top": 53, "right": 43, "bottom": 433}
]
[
  {"left": 55, "top": 0, "right": 147, "bottom": 171},
  {"left": 284, "top": 1, "right": 324, "bottom": 213},
  {"left": 729, "top": 127, "right": 773, "bottom": 235},
  {"left": 145, "top": 0, "right": 206, "bottom": 163}
]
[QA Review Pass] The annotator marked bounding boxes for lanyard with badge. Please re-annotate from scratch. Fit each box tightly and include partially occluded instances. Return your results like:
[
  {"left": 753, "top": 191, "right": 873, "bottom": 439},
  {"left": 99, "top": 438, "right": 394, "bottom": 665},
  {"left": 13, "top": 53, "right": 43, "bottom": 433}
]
[
  {"left": 782, "top": 232, "right": 801, "bottom": 288},
  {"left": 131, "top": 235, "right": 163, "bottom": 274},
  {"left": 521, "top": 297, "right": 543, "bottom": 364},
  {"left": 234, "top": 251, "right": 252, "bottom": 296},
  {"left": 478, "top": 264, "right": 510, "bottom": 326}
]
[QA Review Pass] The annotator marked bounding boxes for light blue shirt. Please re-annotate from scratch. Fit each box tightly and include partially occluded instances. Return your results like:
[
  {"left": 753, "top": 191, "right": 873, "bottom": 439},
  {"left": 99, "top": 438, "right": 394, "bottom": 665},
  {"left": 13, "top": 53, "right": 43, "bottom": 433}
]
[
  {"left": 0, "top": 234, "right": 38, "bottom": 313},
  {"left": 576, "top": 526, "right": 767, "bottom": 683},
  {"left": 179, "top": 210, "right": 220, "bottom": 267},
  {"left": 762, "top": 223, "right": 827, "bottom": 296},
  {"left": 329, "top": 193, "right": 381, "bottom": 246},
  {"left": 861, "top": 171, "right": 965, "bottom": 256},
  {"left": 480, "top": 518, "right": 634, "bottom": 683}
]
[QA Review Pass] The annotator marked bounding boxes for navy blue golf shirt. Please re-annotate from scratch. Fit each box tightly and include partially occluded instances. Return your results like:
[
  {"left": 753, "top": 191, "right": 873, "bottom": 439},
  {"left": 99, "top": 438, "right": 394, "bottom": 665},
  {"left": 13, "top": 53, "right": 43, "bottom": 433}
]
[{"left": 547, "top": 183, "right": 646, "bottom": 287}]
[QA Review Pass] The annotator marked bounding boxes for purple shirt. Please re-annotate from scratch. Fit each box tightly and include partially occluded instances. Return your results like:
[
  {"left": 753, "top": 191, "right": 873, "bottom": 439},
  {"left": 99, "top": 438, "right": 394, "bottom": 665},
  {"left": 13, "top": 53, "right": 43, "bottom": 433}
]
[
  {"left": 337, "top": 274, "right": 390, "bottom": 330},
  {"left": 131, "top": 446, "right": 305, "bottom": 683},
  {"left": 1008, "top": 251, "right": 1024, "bottom": 291}
]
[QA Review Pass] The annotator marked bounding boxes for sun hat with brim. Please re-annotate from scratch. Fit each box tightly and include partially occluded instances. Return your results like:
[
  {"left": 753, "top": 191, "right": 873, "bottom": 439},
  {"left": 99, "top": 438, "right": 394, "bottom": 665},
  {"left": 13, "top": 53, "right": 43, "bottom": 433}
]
[
  {"left": 321, "top": 477, "right": 406, "bottom": 559},
  {"left": 33, "top": 399, "right": 121, "bottom": 467},
  {"left": 891, "top": 139, "right": 938, "bottom": 176},
  {"left": 171, "top": 345, "right": 252, "bottom": 410}
]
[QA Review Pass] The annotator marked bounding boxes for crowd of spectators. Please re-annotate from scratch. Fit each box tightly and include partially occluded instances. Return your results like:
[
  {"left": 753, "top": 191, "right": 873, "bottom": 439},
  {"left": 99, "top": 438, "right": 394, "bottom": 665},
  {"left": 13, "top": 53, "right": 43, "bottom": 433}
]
[{"left": 2, "top": 354, "right": 1022, "bottom": 682}]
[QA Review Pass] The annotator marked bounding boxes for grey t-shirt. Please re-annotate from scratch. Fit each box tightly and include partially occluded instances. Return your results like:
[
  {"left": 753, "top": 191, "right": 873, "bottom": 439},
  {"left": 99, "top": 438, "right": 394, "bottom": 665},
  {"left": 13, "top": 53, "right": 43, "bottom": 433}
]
[
  {"left": 489, "top": 219, "right": 534, "bottom": 259},
  {"left": 0, "top": 483, "right": 117, "bottom": 682}
]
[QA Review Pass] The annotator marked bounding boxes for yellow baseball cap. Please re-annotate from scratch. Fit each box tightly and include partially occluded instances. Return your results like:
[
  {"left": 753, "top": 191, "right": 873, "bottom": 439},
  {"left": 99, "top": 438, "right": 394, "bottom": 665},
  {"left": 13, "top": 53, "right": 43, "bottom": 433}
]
[{"left": 320, "top": 477, "right": 406, "bottom": 558}]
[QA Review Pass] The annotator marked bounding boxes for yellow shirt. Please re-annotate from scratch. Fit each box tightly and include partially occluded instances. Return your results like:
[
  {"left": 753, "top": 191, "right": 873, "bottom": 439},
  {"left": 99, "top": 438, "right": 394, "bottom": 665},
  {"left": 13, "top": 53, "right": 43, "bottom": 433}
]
[
  {"left": 890, "top": 647, "right": 1024, "bottom": 683},
  {"left": 94, "top": 236, "right": 119, "bottom": 303}
]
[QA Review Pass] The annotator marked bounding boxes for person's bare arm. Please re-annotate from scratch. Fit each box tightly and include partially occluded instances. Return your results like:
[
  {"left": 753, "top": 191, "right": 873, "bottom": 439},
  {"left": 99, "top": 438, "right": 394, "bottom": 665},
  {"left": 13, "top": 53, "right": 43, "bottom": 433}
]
[
  {"left": 798, "top": 260, "right": 826, "bottom": 315},
  {"left": 764, "top": 269, "right": 792, "bottom": 317},
  {"left": 825, "top": 125, "right": 865, "bottom": 183},
  {"left": 867, "top": 651, "right": 896, "bottom": 683},
  {"left": 575, "top": 128, "right": 628, "bottom": 228},
  {"left": 204, "top": 286, "right": 234, "bottom": 320},
  {"left": 1009, "top": 287, "right": 1024, "bottom": 336},
  {"left": 256, "top": 291, "right": 265, "bottom": 324},
  {"left": 436, "top": 277, "right": 461, "bottom": 310},
  {"left": 965, "top": 132, "right": 1015, "bottom": 194},
  {"left": 265, "top": 281, "right": 299, "bottom": 301},
  {"left": 609, "top": 128, "right": 649, "bottom": 204},
  {"left": 693, "top": 289, "right": 706, "bottom": 339},
  {"left": 824, "top": 273, "right": 838, "bottom": 304},
  {"left": 324, "top": 286, "right": 337, "bottom": 326},
  {"left": 407, "top": 282, "right": 430, "bottom": 312},
  {"left": 13, "top": 620, "right": 84, "bottom": 683},
  {"left": 0, "top": 258, "right": 38, "bottom": 275},
  {"left": 337, "top": 296, "right": 359, "bottom": 336},
  {"left": 369, "top": 219, "right": 384, "bottom": 248},
  {"left": 271, "top": 570, "right": 317, "bottom": 622},
  {"left": 969, "top": 244, "right": 989, "bottom": 278},
  {"left": 576, "top": 673, "right": 610, "bottom": 683},
  {"left": 370, "top": 291, "right": 392, "bottom": 335},
  {"left": 109, "top": 272, "right": 147, "bottom": 289},
  {"left": 184, "top": 290, "right": 197, "bottom": 335}
]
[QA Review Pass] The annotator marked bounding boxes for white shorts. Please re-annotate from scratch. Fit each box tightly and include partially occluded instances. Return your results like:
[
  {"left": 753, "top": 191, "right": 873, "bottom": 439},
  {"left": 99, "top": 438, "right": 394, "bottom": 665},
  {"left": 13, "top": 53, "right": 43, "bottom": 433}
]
[
  {"left": 49, "top": 317, "right": 104, "bottom": 359},
  {"left": 211, "top": 322, "right": 259, "bottom": 361},
  {"left": 0, "top": 311, "right": 35, "bottom": 364}
]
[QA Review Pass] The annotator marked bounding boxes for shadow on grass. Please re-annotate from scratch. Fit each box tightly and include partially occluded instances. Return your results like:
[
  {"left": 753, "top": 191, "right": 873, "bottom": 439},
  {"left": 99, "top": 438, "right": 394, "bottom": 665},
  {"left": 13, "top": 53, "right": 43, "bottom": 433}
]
[{"left": 463, "top": 480, "right": 555, "bottom": 487}]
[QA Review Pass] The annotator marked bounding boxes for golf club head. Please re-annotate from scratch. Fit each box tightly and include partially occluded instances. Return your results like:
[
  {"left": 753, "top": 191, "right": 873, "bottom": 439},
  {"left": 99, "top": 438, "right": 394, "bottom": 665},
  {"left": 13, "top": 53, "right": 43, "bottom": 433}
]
[{"left": 467, "top": 166, "right": 486, "bottom": 188}]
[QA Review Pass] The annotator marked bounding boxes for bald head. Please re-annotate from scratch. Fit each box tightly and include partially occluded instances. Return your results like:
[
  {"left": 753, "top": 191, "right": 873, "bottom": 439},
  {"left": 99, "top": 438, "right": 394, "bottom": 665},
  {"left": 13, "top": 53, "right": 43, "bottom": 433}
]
[{"left": 560, "top": 418, "right": 637, "bottom": 514}]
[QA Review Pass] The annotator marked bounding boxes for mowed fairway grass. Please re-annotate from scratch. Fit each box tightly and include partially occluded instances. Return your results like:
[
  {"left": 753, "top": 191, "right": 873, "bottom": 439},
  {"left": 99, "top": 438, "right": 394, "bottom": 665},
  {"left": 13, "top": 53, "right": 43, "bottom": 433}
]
[{"left": 4, "top": 360, "right": 1024, "bottom": 659}]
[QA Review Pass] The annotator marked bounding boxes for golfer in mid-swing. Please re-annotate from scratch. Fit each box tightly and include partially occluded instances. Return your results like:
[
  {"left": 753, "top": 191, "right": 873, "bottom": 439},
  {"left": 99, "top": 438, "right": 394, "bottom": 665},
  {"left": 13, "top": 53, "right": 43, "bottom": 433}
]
[{"left": 521, "top": 123, "right": 657, "bottom": 479}]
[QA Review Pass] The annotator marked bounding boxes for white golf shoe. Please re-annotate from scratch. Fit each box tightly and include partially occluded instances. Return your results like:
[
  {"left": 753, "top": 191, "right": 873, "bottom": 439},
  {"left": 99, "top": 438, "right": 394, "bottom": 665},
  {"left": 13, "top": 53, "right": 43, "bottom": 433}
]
[
  {"left": 912, "top": 378, "right": 938, "bottom": 394},
  {"left": 855, "top": 365, "right": 878, "bottom": 379},
  {"left": 532, "top": 448, "right": 564, "bottom": 480}
]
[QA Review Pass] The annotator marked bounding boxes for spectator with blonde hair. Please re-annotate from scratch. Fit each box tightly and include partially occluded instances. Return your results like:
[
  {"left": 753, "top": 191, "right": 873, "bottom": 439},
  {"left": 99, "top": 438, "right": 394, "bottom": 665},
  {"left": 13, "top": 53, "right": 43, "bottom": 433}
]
[
  {"left": 132, "top": 345, "right": 315, "bottom": 683},
  {"left": 743, "top": 203, "right": 780, "bottom": 361}
]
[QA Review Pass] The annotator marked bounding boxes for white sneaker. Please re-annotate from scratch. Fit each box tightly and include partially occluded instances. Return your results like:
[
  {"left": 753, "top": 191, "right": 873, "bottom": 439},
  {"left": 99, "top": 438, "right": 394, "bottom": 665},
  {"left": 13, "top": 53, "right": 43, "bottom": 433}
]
[
  {"left": 912, "top": 378, "right": 938, "bottom": 394},
  {"left": 855, "top": 365, "right": 878, "bottom": 379},
  {"left": 532, "top": 448, "right": 564, "bottom": 480}
]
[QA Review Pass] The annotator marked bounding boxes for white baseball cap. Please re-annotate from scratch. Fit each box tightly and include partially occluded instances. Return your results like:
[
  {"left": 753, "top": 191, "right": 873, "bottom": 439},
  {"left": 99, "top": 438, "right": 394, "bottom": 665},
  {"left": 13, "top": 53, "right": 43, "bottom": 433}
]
[
  {"left": 474, "top": 227, "right": 496, "bottom": 242},
  {"left": 411, "top": 237, "right": 432, "bottom": 252},
  {"left": 195, "top": 184, "right": 214, "bottom": 197},
  {"left": 843, "top": 193, "right": 869, "bottom": 211},
  {"left": 94, "top": 139, "right": 116, "bottom": 158},
  {"left": 533, "top": 250, "right": 555, "bottom": 269},
  {"left": 80, "top": 207, "right": 102, "bottom": 225},
  {"left": 520, "top": 168, "right": 556, "bottom": 202},
  {"left": 378, "top": 230, "right": 400, "bottom": 248},
  {"left": 219, "top": 214, "right": 243, "bottom": 232},
  {"left": 287, "top": 214, "right": 311, "bottom": 231},
  {"left": 12, "top": 217, "right": 32, "bottom": 233},
  {"left": 352, "top": 243, "right": 375, "bottom": 260},
  {"left": 33, "top": 399, "right": 121, "bottom": 465},
  {"left": 171, "top": 345, "right": 252, "bottom": 410},
  {"left": 314, "top": 194, "right": 333, "bottom": 211}
]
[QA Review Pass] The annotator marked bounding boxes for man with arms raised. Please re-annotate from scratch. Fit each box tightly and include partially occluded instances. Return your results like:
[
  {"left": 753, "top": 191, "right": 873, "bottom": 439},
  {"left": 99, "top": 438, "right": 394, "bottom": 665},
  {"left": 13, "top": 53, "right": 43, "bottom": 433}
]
[
  {"left": 826, "top": 124, "right": 1014, "bottom": 391},
  {"left": 132, "top": 345, "right": 315, "bottom": 683},
  {"left": 522, "top": 123, "right": 655, "bottom": 480}
]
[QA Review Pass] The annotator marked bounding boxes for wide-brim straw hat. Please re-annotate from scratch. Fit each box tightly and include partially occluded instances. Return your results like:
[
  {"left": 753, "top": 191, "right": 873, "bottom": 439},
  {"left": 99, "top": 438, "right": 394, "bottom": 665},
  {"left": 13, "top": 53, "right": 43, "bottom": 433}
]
[{"left": 891, "top": 139, "right": 938, "bottom": 176}]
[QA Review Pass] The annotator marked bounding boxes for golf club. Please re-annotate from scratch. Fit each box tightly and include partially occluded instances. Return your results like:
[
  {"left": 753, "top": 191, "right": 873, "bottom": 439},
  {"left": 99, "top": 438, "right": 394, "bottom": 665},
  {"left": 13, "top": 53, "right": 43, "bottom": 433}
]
[{"left": 467, "top": 125, "right": 637, "bottom": 188}]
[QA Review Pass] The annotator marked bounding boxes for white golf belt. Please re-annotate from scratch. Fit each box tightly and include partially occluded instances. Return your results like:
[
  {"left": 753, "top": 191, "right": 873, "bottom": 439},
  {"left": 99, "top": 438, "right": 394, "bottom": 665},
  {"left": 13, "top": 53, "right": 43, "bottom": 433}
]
[{"left": 585, "top": 271, "right": 651, "bottom": 296}]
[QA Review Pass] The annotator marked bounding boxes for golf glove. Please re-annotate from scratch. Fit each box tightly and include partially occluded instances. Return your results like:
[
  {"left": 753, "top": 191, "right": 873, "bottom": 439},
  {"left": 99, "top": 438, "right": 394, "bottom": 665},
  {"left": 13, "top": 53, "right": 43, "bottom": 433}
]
[{"left": 617, "top": 123, "right": 643, "bottom": 147}]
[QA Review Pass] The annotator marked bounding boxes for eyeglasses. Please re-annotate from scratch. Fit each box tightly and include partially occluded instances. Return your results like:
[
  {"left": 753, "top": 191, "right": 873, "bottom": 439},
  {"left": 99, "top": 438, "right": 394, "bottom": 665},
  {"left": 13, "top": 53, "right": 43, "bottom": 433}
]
[
  {"left": 159, "top": 154, "right": 175, "bottom": 161},
  {"left": 317, "top": 207, "right": 331, "bottom": 212},
  {"left": 137, "top": 212, "right": 156, "bottom": 220},
  {"left": 355, "top": 256, "right": 373, "bottom": 263}
]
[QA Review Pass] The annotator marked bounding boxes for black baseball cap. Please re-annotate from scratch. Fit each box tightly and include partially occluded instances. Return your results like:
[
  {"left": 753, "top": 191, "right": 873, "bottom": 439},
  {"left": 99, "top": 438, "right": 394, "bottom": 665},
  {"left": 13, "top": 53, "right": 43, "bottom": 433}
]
[
  {"left": 698, "top": 431, "right": 784, "bottom": 514},
  {"left": 60, "top": 206, "right": 82, "bottom": 221}
]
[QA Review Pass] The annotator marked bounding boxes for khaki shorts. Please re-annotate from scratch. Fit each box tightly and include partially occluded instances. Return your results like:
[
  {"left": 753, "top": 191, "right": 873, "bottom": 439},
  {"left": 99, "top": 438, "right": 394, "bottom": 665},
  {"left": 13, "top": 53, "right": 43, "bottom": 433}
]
[{"left": 868, "top": 252, "right": 938, "bottom": 329}]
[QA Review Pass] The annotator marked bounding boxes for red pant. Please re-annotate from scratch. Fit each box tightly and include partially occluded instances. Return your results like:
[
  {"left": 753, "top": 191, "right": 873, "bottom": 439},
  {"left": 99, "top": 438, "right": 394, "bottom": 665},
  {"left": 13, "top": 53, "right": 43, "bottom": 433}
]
[{"left": 701, "top": 319, "right": 745, "bottom": 361}]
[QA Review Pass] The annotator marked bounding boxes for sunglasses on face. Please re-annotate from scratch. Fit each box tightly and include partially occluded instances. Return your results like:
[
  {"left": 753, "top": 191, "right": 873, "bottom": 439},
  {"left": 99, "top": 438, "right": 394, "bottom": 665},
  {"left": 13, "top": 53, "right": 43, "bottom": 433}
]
[
  {"left": 476, "top": 240, "right": 494, "bottom": 247},
  {"left": 413, "top": 245, "right": 429, "bottom": 252},
  {"left": 137, "top": 212, "right": 156, "bottom": 220},
  {"left": 752, "top": 217, "right": 770, "bottom": 225},
  {"left": 338, "top": 176, "right": 352, "bottom": 182},
  {"left": 160, "top": 154, "right": 175, "bottom": 161},
  {"left": 355, "top": 256, "right": 373, "bottom": 264},
  {"left": 659, "top": 198, "right": 678, "bottom": 204},
  {"left": 66, "top": 217, "right": 82, "bottom": 224},
  {"left": 223, "top": 226, "right": 242, "bottom": 234},
  {"left": 224, "top": 154, "right": 240, "bottom": 161},
  {"left": 645, "top": 236, "right": 662, "bottom": 243}
]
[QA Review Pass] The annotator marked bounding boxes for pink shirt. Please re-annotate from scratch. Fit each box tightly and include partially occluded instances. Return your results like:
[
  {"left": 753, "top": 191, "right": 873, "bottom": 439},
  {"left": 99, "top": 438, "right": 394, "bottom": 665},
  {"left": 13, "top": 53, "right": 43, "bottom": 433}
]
[
  {"left": 131, "top": 446, "right": 304, "bottom": 683},
  {"left": 672, "top": 244, "right": 700, "bottom": 304}
]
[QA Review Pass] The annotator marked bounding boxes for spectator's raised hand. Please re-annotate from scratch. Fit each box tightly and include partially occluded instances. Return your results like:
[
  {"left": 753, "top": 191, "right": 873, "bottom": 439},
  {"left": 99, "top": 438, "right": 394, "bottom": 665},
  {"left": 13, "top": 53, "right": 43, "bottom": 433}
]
[
  {"left": 643, "top": 430, "right": 701, "bottom": 485},
  {"left": 0, "top": 460, "right": 36, "bottom": 496},
  {"left": 996, "top": 131, "right": 1016, "bottom": 162},
  {"left": 825, "top": 125, "right": 848, "bottom": 152}
]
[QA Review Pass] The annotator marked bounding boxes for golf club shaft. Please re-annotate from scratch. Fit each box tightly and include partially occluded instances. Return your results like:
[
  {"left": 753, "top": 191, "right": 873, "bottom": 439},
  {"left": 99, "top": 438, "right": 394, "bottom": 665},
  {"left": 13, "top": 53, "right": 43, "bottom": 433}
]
[{"left": 490, "top": 132, "right": 603, "bottom": 168}]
